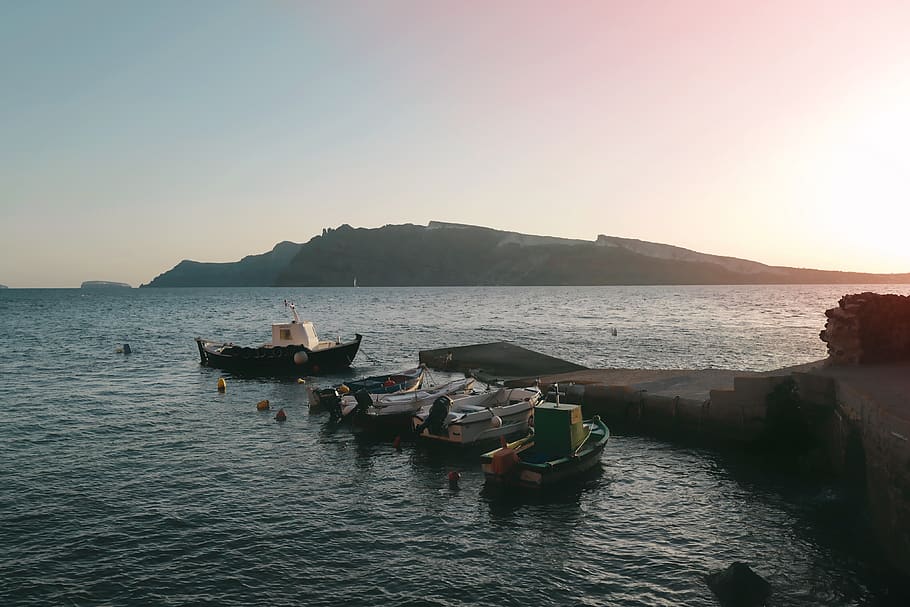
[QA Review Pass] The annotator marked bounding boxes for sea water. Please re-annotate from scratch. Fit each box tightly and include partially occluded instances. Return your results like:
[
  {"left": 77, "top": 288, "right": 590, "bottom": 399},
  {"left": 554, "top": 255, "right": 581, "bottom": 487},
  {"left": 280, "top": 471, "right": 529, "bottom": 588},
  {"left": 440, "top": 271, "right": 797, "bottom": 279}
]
[{"left": 1, "top": 285, "right": 909, "bottom": 606}]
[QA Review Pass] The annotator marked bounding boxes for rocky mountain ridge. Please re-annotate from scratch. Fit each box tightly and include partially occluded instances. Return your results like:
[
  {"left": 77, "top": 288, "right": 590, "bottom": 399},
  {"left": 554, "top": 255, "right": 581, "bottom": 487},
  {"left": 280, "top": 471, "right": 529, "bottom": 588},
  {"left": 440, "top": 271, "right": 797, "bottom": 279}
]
[{"left": 142, "top": 221, "right": 910, "bottom": 287}]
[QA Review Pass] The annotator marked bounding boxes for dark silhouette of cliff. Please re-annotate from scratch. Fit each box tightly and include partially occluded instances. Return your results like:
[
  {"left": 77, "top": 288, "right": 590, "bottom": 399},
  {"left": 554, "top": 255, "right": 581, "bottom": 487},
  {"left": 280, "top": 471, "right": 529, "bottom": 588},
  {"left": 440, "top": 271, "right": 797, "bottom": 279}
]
[{"left": 141, "top": 222, "right": 910, "bottom": 287}]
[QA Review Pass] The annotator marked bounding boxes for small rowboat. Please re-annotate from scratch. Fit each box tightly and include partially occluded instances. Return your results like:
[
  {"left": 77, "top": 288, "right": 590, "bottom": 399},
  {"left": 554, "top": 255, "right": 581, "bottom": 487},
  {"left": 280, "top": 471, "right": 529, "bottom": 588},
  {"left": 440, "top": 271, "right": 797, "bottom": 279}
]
[
  {"left": 331, "top": 377, "right": 477, "bottom": 433},
  {"left": 411, "top": 386, "right": 542, "bottom": 448},
  {"left": 480, "top": 401, "right": 609, "bottom": 488},
  {"left": 307, "top": 365, "right": 426, "bottom": 413}
]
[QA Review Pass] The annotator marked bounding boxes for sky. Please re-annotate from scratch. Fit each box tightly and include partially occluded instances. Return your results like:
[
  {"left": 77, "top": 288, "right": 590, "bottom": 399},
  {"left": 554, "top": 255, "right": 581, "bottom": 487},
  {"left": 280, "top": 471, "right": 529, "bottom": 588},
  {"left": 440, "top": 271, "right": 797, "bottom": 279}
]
[{"left": 2, "top": 0, "right": 909, "bottom": 287}]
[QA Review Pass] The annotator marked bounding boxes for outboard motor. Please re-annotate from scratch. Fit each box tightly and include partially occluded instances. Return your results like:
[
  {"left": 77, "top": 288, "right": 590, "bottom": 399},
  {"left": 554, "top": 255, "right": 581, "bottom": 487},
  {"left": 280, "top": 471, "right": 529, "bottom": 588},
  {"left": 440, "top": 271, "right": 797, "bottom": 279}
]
[
  {"left": 416, "top": 395, "right": 452, "bottom": 436},
  {"left": 353, "top": 389, "right": 374, "bottom": 417},
  {"left": 317, "top": 388, "right": 343, "bottom": 423}
]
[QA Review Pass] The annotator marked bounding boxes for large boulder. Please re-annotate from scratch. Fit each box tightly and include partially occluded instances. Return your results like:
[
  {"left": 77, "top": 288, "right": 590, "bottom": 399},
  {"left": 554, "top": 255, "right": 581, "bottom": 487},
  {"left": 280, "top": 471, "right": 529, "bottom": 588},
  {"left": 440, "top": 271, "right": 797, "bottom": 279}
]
[
  {"left": 705, "top": 562, "right": 771, "bottom": 607},
  {"left": 820, "top": 292, "right": 910, "bottom": 364}
]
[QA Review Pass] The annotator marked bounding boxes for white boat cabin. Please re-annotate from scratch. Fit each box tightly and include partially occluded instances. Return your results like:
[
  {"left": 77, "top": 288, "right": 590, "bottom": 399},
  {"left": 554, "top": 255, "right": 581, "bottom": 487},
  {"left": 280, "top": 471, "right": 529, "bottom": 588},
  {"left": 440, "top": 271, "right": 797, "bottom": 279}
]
[{"left": 270, "top": 303, "right": 338, "bottom": 351}]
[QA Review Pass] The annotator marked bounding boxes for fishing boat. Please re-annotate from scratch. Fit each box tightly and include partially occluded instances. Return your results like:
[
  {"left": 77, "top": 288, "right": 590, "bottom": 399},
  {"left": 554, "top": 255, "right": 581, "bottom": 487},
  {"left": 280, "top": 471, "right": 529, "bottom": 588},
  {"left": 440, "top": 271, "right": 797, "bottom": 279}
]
[
  {"left": 480, "top": 399, "right": 609, "bottom": 489},
  {"left": 194, "top": 301, "right": 362, "bottom": 376},
  {"left": 411, "top": 386, "right": 542, "bottom": 447},
  {"left": 325, "top": 377, "right": 476, "bottom": 432},
  {"left": 307, "top": 365, "right": 427, "bottom": 413}
]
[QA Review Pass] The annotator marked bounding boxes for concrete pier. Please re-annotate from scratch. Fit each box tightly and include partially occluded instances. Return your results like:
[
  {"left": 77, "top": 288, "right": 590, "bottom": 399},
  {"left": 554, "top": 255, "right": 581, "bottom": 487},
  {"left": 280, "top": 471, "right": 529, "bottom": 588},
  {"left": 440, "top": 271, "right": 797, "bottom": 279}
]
[
  {"left": 421, "top": 338, "right": 910, "bottom": 575},
  {"left": 419, "top": 341, "right": 586, "bottom": 380},
  {"left": 539, "top": 362, "right": 910, "bottom": 576},
  {"left": 806, "top": 362, "right": 910, "bottom": 574},
  {"left": 505, "top": 364, "right": 816, "bottom": 443}
]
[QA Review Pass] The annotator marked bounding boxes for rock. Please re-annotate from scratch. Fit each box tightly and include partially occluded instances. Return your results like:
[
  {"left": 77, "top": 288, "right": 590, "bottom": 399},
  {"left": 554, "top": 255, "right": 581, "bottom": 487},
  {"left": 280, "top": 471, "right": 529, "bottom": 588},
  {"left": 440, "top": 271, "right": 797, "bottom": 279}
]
[
  {"left": 705, "top": 562, "right": 771, "bottom": 607},
  {"left": 820, "top": 292, "right": 910, "bottom": 364}
]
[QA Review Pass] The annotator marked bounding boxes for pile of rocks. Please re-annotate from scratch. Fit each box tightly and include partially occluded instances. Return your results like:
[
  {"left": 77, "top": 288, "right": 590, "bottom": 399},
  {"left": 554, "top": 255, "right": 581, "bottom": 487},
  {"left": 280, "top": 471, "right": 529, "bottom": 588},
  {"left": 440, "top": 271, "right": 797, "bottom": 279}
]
[{"left": 820, "top": 292, "right": 910, "bottom": 364}]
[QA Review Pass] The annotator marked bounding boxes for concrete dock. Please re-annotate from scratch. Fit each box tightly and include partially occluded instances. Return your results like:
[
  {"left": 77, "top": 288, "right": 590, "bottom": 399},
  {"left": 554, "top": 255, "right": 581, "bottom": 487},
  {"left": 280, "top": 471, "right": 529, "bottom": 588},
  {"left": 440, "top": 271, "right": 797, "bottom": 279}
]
[
  {"left": 803, "top": 361, "right": 910, "bottom": 574},
  {"left": 420, "top": 340, "right": 799, "bottom": 402},
  {"left": 420, "top": 340, "right": 910, "bottom": 576},
  {"left": 419, "top": 341, "right": 587, "bottom": 380},
  {"left": 507, "top": 367, "right": 758, "bottom": 400}
]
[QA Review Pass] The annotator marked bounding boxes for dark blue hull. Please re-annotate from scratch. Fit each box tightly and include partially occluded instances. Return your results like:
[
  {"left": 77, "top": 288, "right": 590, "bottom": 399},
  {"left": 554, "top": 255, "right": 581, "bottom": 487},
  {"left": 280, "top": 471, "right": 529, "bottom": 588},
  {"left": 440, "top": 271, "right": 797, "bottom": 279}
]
[
  {"left": 343, "top": 368, "right": 424, "bottom": 395},
  {"left": 195, "top": 334, "right": 362, "bottom": 376}
]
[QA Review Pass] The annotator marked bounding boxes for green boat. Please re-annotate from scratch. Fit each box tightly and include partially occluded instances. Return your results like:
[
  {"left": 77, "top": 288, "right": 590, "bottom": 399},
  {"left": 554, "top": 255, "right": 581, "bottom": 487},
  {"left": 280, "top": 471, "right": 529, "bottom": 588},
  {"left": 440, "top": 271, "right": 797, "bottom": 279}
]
[{"left": 480, "top": 399, "right": 610, "bottom": 488}]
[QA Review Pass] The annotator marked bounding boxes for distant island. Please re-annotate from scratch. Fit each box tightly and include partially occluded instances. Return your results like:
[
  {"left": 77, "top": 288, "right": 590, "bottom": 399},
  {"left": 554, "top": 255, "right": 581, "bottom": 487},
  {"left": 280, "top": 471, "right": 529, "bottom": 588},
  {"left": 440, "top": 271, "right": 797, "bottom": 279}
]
[
  {"left": 142, "top": 221, "right": 910, "bottom": 287},
  {"left": 81, "top": 281, "right": 132, "bottom": 288}
]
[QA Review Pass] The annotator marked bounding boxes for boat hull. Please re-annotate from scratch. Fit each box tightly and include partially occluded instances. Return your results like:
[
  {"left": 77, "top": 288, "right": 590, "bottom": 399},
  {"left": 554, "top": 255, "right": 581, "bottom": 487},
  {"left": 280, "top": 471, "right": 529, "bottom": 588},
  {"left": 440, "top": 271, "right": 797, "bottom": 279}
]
[
  {"left": 480, "top": 418, "right": 610, "bottom": 489},
  {"left": 482, "top": 442, "right": 605, "bottom": 488},
  {"left": 352, "top": 410, "right": 415, "bottom": 435},
  {"left": 412, "top": 405, "right": 533, "bottom": 448},
  {"left": 307, "top": 366, "right": 425, "bottom": 413},
  {"left": 347, "top": 377, "right": 477, "bottom": 434},
  {"left": 195, "top": 334, "right": 362, "bottom": 376},
  {"left": 411, "top": 386, "right": 540, "bottom": 448}
]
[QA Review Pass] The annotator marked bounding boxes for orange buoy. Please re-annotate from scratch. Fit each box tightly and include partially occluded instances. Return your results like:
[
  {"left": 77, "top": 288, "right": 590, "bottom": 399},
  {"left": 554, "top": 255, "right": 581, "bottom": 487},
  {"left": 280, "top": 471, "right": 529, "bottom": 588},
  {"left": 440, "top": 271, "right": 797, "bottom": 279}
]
[
  {"left": 447, "top": 470, "right": 461, "bottom": 488},
  {"left": 275, "top": 408, "right": 287, "bottom": 422},
  {"left": 217, "top": 377, "right": 227, "bottom": 392},
  {"left": 256, "top": 399, "right": 270, "bottom": 411}
]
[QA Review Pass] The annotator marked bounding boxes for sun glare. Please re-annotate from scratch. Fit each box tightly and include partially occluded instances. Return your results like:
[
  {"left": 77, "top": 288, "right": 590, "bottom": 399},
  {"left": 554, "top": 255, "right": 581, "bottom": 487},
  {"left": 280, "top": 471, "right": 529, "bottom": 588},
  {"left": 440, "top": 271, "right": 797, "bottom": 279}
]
[{"left": 811, "top": 90, "right": 910, "bottom": 273}]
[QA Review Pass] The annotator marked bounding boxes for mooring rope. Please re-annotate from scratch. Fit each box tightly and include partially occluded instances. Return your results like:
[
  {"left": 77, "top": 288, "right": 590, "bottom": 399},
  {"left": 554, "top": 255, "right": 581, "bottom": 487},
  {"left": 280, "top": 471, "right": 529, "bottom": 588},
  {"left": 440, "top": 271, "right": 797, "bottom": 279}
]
[{"left": 356, "top": 343, "right": 381, "bottom": 364}]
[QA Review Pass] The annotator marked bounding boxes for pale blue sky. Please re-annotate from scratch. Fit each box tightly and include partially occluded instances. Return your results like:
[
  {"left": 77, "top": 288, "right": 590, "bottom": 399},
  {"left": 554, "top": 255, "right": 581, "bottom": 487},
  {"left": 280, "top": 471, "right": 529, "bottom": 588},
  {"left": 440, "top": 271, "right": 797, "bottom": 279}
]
[{"left": 3, "top": 1, "right": 909, "bottom": 286}]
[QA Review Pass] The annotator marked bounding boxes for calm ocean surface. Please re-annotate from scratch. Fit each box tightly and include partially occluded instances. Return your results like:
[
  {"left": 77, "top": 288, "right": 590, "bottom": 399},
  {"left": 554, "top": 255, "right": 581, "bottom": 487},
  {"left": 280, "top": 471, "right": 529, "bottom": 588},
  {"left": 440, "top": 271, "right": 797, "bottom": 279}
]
[{"left": 2, "top": 285, "right": 910, "bottom": 606}]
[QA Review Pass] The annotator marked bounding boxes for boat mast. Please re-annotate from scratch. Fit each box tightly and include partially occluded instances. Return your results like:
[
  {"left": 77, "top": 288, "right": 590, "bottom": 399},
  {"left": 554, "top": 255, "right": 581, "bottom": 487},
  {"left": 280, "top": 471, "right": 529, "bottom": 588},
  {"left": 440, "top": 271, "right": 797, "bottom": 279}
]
[{"left": 285, "top": 300, "right": 302, "bottom": 324}]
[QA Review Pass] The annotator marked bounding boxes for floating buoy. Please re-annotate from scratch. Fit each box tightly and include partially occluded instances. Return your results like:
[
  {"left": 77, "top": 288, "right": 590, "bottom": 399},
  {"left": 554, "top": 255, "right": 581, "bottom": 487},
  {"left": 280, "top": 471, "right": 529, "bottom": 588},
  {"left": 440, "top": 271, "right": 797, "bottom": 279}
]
[
  {"left": 217, "top": 377, "right": 227, "bottom": 392},
  {"left": 256, "top": 399, "right": 270, "bottom": 411},
  {"left": 293, "top": 351, "right": 308, "bottom": 365},
  {"left": 447, "top": 470, "right": 461, "bottom": 488},
  {"left": 392, "top": 435, "right": 402, "bottom": 451},
  {"left": 275, "top": 408, "right": 287, "bottom": 422},
  {"left": 297, "top": 378, "right": 306, "bottom": 384}
]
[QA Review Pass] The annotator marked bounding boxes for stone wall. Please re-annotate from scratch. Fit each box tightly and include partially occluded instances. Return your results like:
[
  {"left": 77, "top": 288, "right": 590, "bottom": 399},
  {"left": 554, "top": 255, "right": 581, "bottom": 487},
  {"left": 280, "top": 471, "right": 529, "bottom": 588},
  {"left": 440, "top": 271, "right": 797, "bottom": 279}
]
[
  {"left": 819, "top": 292, "right": 910, "bottom": 364},
  {"left": 549, "top": 376, "right": 788, "bottom": 446},
  {"left": 834, "top": 379, "right": 910, "bottom": 576}
]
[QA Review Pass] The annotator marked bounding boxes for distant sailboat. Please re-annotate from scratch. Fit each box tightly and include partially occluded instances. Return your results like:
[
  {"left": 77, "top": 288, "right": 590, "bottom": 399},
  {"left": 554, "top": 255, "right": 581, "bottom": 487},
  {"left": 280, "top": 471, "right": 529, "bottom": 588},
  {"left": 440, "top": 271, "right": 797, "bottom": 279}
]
[{"left": 353, "top": 277, "right": 358, "bottom": 288}]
